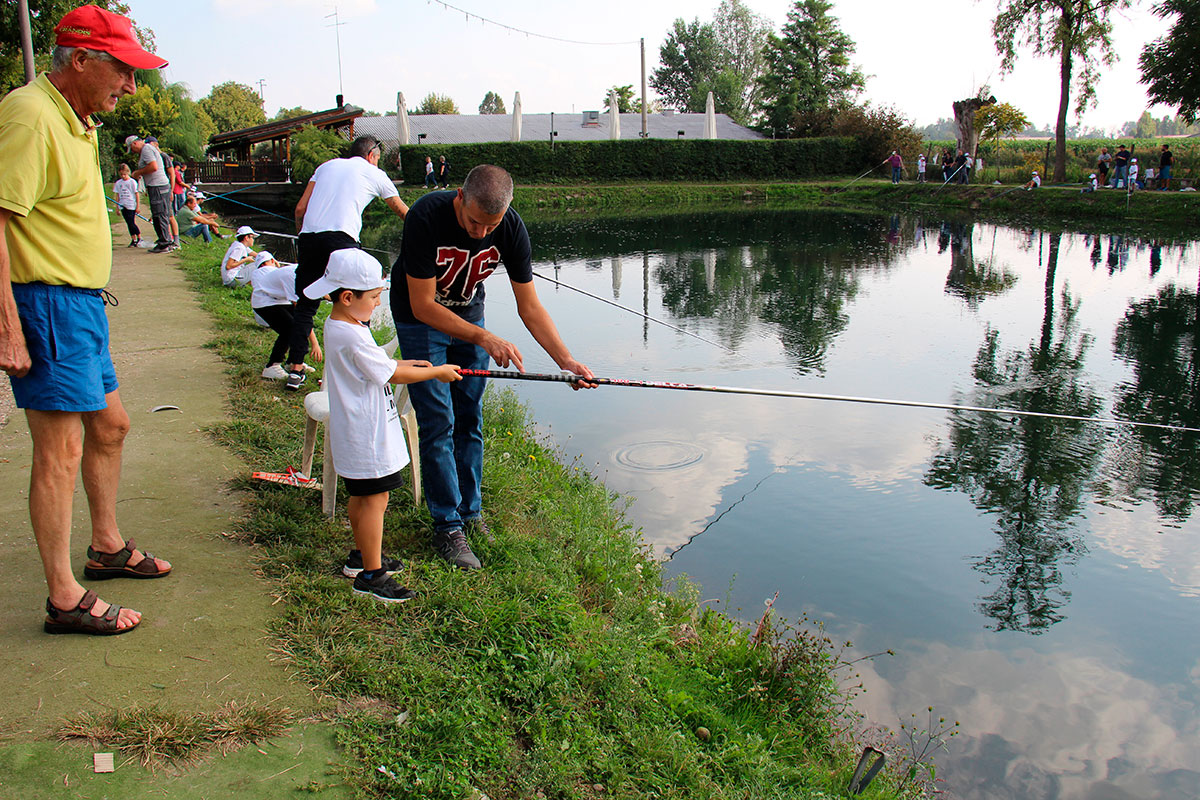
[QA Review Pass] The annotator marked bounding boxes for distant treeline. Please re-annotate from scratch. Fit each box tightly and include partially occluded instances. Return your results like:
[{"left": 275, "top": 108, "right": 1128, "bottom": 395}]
[{"left": 920, "top": 113, "right": 1200, "bottom": 142}]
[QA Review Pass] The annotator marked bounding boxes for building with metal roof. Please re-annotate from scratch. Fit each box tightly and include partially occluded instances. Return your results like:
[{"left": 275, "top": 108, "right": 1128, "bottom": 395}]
[{"left": 355, "top": 111, "right": 762, "bottom": 147}]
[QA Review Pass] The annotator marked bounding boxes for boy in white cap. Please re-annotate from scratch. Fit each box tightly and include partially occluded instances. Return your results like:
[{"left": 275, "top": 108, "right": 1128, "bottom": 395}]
[
  {"left": 1082, "top": 173, "right": 1098, "bottom": 193},
  {"left": 220, "top": 225, "right": 258, "bottom": 286},
  {"left": 305, "top": 249, "right": 461, "bottom": 602},
  {"left": 1023, "top": 171, "right": 1041, "bottom": 190},
  {"left": 1128, "top": 158, "right": 1140, "bottom": 190}
]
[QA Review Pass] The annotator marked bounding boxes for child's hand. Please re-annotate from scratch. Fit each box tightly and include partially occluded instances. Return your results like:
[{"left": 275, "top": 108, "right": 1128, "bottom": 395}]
[{"left": 435, "top": 363, "right": 462, "bottom": 383}]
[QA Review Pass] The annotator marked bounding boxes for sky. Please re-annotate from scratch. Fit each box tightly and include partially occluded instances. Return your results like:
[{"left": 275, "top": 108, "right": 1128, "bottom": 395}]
[{"left": 132, "top": 0, "right": 1175, "bottom": 134}]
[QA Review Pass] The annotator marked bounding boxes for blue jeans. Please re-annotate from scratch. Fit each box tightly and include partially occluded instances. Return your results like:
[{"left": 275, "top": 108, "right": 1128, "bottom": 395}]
[
  {"left": 1112, "top": 165, "right": 1128, "bottom": 187},
  {"left": 891, "top": 166, "right": 901, "bottom": 183},
  {"left": 392, "top": 319, "right": 490, "bottom": 533},
  {"left": 182, "top": 223, "right": 211, "bottom": 242}
]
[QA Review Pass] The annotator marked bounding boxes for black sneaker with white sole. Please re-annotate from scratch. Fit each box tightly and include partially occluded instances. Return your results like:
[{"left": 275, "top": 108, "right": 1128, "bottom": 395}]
[
  {"left": 352, "top": 570, "right": 415, "bottom": 603},
  {"left": 284, "top": 370, "right": 305, "bottom": 391},
  {"left": 432, "top": 528, "right": 481, "bottom": 570},
  {"left": 342, "top": 550, "right": 403, "bottom": 578}
]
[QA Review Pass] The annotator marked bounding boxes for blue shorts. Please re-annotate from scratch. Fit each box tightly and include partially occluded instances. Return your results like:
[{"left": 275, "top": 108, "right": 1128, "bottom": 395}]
[{"left": 9, "top": 282, "right": 118, "bottom": 412}]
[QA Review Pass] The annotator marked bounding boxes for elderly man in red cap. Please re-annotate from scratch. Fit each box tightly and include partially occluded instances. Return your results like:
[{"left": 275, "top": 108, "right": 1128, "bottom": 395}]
[{"left": 0, "top": 5, "right": 173, "bottom": 635}]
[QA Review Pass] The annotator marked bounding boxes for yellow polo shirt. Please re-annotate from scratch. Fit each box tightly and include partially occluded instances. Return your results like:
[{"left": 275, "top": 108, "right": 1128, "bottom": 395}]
[{"left": 0, "top": 73, "right": 112, "bottom": 288}]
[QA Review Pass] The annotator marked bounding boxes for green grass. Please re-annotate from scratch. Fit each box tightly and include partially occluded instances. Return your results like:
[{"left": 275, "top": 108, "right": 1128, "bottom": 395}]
[{"left": 173, "top": 239, "right": 917, "bottom": 800}]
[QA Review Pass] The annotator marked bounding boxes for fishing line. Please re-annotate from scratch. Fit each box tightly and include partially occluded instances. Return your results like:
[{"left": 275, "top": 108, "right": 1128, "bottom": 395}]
[
  {"left": 459, "top": 369, "right": 1200, "bottom": 434},
  {"left": 530, "top": 269, "right": 735, "bottom": 353}
]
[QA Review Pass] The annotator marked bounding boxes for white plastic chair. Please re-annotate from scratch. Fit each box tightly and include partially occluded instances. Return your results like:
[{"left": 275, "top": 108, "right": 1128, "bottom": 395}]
[{"left": 299, "top": 337, "right": 421, "bottom": 517}]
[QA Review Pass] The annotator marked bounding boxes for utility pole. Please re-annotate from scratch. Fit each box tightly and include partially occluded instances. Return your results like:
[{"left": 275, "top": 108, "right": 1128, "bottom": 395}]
[
  {"left": 326, "top": 7, "right": 345, "bottom": 105},
  {"left": 640, "top": 37, "right": 647, "bottom": 139},
  {"left": 17, "top": 0, "right": 36, "bottom": 84},
  {"left": 255, "top": 78, "right": 266, "bottom": 106}
]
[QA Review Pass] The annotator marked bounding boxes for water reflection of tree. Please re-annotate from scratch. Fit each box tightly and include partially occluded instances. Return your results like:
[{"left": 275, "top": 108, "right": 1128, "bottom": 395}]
[
  {"left": 942, "top": 222, "right": 1019, "bottom": 308},
  {"left": 925, "top": 233, "right": 1106, "bottom": 633},
  {"left": 1102, "top": 279, "right": 1200, "bottom": 521}
]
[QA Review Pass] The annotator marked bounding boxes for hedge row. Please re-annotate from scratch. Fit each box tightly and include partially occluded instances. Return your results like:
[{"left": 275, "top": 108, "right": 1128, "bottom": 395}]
[{"left": 388, "top": 137, "right": 865, "bottom": 185}]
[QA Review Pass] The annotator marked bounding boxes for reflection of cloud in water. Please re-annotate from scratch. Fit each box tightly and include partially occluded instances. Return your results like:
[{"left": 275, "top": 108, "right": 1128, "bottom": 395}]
[
  {"left": 1086, "top": 503, "right": 1200, "bottom": 598},
  {"left": 851, "top": 640, "right": 1200, "bottom": 800},
  {"left": 605, "top": 394, "right": 937, "bottom": 556}
]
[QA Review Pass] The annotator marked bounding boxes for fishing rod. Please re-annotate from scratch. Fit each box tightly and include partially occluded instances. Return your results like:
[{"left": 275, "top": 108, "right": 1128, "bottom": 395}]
[
  {"left": 458, "top": 369, "right": 1200, "bottom": 434},
  {"left": 832, "top": 159, "right": 891, "bottom": 193},
  {"left": 934, "top": 162, "right": 967, "bottom": 193},
  {"left": 105, "top": 194, "right": 151, "bottom": 222},
  {"left": 530, "top": 269, "right": 735, "bottom": 353}
]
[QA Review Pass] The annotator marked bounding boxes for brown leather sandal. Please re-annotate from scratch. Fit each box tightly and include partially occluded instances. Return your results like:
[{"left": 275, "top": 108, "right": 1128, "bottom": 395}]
[
  {"left": 83, "top": 538, "right": 172, "bottom": 580},
  {"left": 44, "top": 590, "right": 140, "bottom": 635}
]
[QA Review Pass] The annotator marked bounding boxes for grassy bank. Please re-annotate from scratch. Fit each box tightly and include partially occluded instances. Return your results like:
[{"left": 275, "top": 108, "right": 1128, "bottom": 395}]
[{"left": 173, "top": 241, "right": 917, "bottom": 799}]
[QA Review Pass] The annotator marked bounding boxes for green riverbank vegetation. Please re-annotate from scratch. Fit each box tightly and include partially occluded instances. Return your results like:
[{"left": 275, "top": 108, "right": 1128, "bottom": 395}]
[{"left": 171, "top": 240, "right": 926, "bottom": 799}]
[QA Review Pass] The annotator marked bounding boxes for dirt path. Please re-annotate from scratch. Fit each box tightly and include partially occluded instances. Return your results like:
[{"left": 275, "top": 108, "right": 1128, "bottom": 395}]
[{"left": 0, "top": 229, "right": 349, "bottom": 797}]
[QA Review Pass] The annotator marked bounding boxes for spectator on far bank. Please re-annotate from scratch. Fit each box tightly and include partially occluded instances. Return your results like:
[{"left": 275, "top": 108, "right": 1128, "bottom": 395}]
[
  {"left": 1112, "top": 144, "right": 1131, "bottom": 188},
  {"left": 1082, "top": 173, "right": 1098, "bottom": 193},
  {"left": 1096, "top": 146, "right": 1111, "bottom": 186},
  {"left": 887, "top": 151, "right": 904, "bottom": 184},
  {"left": 917, "top": 153, "right": 927, "bottom": 183},
  {"left": 1023, "top": 171, "right": 1041, "bottom": 190},
  {"left": 1158, "top": 144, "right": 1173, "bottom": 191}
]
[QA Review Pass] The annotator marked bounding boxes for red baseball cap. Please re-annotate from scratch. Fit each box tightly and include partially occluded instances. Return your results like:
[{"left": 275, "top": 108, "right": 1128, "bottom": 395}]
[{"left": 54, "top": 5, "right": 168, "bottom": 70}]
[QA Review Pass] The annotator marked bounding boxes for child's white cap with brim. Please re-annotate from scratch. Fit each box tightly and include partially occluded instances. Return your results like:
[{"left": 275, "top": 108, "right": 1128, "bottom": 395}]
[{"left": 304, "top": 248, "right": 386, "bottom": 299}]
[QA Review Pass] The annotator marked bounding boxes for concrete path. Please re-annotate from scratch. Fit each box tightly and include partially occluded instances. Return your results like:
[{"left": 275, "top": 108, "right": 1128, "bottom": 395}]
[{"left": 0, "top": 229, "right": 348, "bottom": 796}]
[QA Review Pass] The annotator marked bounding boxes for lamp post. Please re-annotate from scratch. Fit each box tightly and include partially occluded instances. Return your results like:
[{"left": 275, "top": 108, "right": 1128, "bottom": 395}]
[
  {"left": 677, "top": 130, "right": 685, "bottom": 140},
  {"left": 417, "top": 133, "right": 427, "bottom": 143}
]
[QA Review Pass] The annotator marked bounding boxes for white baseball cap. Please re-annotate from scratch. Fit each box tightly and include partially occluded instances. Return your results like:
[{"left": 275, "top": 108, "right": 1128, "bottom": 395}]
[
  {"left": 253, "top": 251, "right": 276, "bottom": 269},
  {"left": 303, "top": 249, "right": 385, "bottom": 299},
  {"left": 124, "top": 134, "right": 141, "bottom": 151},
  {"left": 235, "top": 225, "right": 259, "bottom": 238}
]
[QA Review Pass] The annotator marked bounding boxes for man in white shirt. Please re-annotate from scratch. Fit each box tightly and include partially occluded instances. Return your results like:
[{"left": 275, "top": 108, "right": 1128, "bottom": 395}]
[
  {"left": 220, "top": 225, "right": 258, "bottom": 287},
  {"left": 285, "top": 135, "right": 408, "bottom": 390}
]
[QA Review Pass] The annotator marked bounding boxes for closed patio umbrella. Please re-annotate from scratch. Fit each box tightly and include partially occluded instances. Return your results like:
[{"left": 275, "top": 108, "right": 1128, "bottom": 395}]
[
  {"left": 397, "top": 91, "right": 410, "bottom": 145},
  {"left": 609, "top": 90, "right": 620, "bottom": 140},
  {"left": 704, "top": 91, "right": 716, "bottom": 139},
  {"left": 511, "top": 91, "right": 522, "bottom": 142}
]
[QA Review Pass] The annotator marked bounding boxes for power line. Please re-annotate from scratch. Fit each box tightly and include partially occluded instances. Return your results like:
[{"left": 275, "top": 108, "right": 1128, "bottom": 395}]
[{"left": 427, "top": 0, "right": 639, "bottom": 46}]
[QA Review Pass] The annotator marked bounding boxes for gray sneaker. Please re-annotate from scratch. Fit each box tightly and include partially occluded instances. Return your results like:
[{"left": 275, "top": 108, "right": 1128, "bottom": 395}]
[{"left": 432, "top": 528, "right": 481, "bottom": 570}]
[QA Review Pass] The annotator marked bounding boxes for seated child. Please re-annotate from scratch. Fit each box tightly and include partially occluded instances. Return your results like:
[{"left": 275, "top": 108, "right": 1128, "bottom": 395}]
[
  {"left": 1023, "top": 171, "right": 1041, "bottom": 190},
  {"left": 250, "top": 251, "right": 321, "bottom": 380},
  {"left": 303, "top": 249, "right": 462, "bottom": 602},
  {"left": 1081, "top": 173, "right": 1098, "bottom": 193},
  {"left": 221, "top": 226, "right": 259, "bottom": 286}
]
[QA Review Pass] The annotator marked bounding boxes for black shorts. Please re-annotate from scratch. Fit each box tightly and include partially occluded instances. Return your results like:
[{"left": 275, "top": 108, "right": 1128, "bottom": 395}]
[{"left": 342, "top": 468, "right": 405, "bottom": 497}]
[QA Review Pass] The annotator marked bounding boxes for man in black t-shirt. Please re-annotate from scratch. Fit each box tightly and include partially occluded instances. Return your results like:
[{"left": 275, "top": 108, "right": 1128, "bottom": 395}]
[{"left": 390, "top": 164, "right": 595, "bottom": 570}]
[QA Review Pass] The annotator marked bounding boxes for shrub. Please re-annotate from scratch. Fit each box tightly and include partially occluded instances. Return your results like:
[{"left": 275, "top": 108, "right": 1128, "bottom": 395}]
[{"left": 290, "top": 125, "right": 347, "bottom": 184}]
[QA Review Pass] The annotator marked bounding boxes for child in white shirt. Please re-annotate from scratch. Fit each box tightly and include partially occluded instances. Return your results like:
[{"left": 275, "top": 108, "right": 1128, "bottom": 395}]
[
  {"left": 303, "top": 249, "right": 461, "bottom": 602},
  {"left": 249, "top": 252, "right": 322, "bottom": 380},
  {"left": 113, "top": 163, "right": 140, "bottom": 247}
]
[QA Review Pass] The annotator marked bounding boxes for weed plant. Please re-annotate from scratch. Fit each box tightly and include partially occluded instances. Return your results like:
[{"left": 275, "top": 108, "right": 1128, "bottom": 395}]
[{"left": 173, "top": 241, "right": 912, "bottom": 799}]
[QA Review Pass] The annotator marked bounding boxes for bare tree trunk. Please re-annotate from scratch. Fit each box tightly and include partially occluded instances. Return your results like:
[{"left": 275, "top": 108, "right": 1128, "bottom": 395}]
[
  {"left": 952, "top": 95, "right": 996, "bottom": 158},
  {"left": 1054, "top": 48, "right": 1072, "bottom": 183}
]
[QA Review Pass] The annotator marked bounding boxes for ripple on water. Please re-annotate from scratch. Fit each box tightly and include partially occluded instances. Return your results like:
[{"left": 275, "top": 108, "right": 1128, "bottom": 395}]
[{"left": 613, "top": 441, "right": 705, "bottom": 471}]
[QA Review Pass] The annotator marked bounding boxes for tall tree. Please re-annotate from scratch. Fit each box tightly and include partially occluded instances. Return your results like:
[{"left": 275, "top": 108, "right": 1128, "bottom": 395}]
[
  {"left": 273, "top": 106, "right": 313, "bottom": 121},
  {"left": 756, "top": 0, "right": 865, "bottom": 138},
  {"left": 712, "top": 0, "right": 772, "bottom": 124},
  {"left": 650, "top": 18, "right": 720, "bottom": 113},
  {"left": 415, "top": 92, "right": 459, "bottom": 114},
  {"left": 198, "top": 81, "right": 266, "bottom": 133},
  {"left": 1139, "top": 0, "right": 1200, "bottom": 123},
  {"left": 992, "top": 0, "right": 1132, "bottom": 182},
  {"left": 975, "top": 100, "right": 1029, "bottom": 179},
  {"left": 478, "top": 91, "right": 506, "bottom": 115},
  {"left": 650, "top": 2, "right": 770, "bottom": 124}
]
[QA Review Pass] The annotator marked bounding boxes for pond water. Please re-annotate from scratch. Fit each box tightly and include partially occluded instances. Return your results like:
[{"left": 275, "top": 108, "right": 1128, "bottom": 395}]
[{"left": 456, "top": 208, "right": 1200, "bottom": 800}]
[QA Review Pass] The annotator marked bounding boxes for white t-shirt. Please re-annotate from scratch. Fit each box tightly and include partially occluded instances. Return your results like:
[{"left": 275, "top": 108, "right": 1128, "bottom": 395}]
[
  {"left": 114, "top": 177, "right": 138, "bottom": 210},
  {"left": 300, "top": 157, "right": 399, "bottom": 240},
  {"left": 322, "top": 318, "right": 407, "bottom": 480},
  {"left": 221, "top": 240, "right": 254, "bottom": 286},
  {"left": 250, "top": 264, "right": 298, "bottom": 309},
  {"left": 917, "top": 155, "right": 926, "bottom": 172}
]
